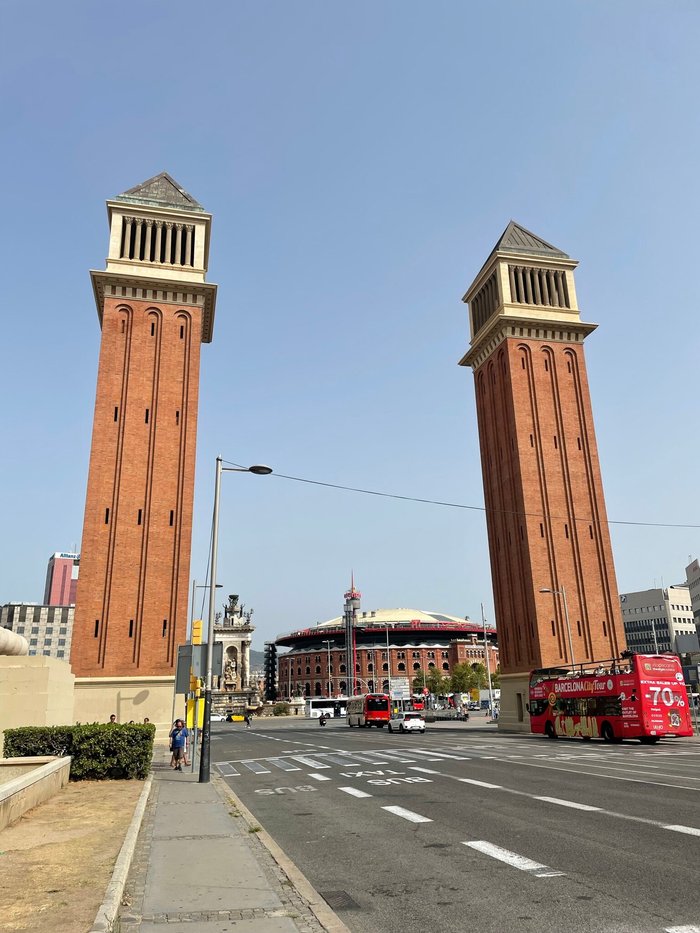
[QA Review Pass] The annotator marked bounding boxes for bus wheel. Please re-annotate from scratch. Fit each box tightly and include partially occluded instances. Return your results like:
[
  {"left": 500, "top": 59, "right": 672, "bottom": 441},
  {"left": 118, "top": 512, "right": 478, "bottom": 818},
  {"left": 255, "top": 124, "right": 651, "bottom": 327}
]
[
  {"left": 640, "top": 736, "right": 660, "bottom": 745},
  {"left": 601, "top": 722, "right": 615, "bottom": 743},
  {"left": 545, "top": 722, "right": 557, "bottom": 740}
]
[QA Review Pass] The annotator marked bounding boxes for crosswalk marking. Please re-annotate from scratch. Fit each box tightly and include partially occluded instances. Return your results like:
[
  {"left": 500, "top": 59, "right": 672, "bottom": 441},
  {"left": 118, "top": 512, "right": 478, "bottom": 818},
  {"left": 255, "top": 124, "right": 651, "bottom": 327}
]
[
  {"left": 308, "top": 773, "right": 331, "bottom": 781},
  {"left": 241, "top": 760, "right": 271, "bottom": 774},
  {"left": 292, "top": 756, "right": 329, "bottom": 768},
  {"left": 268, "top": 759, "right": 301, "bottom": 772}
]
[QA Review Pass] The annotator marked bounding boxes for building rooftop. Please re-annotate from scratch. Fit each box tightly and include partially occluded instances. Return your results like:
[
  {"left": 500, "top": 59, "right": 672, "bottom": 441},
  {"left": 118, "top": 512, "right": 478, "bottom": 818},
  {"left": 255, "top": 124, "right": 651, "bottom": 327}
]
[{"left": 115, "top": 172, "right": 205, "bottom": 213}]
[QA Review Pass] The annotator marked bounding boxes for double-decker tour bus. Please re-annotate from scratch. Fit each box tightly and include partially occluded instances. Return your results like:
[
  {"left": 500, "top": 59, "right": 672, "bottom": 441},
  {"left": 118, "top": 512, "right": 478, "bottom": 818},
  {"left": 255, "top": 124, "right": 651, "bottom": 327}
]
[
  {"left": 304, "top": 697, "right": 348, "bottom": 719},
  {"left": 346, "top": 693, "right": 391, "bottom": 728},
  {"left": 529, "top": 653, "right": 693, "bottom": 743}
]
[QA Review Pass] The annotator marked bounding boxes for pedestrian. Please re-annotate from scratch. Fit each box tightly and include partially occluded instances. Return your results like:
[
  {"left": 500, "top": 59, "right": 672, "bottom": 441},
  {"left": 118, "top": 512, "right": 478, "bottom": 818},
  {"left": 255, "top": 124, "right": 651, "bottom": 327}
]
[
  {"left": 108, "top": 714, "right": 117, "bottom": 723},
  {"left": 244, "top": 713, "right": 251, "bottom": 729},
  {"left": 169, "top": 719, "right": 189, "bottom": 772}
]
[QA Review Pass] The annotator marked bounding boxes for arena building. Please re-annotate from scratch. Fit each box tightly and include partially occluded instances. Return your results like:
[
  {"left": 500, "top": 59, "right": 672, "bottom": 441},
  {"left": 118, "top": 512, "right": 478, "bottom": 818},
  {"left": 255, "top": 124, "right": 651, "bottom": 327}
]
[{"left": 276, "top": 606, "right": 498, "bottom": 699}]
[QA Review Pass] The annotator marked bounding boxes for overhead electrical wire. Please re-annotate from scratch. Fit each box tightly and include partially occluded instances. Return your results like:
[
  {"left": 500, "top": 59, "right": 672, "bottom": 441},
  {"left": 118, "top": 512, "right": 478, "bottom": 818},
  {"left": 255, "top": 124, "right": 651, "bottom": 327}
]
[{"left": 222, "top": 460, "right": 699, "bottom": 530}]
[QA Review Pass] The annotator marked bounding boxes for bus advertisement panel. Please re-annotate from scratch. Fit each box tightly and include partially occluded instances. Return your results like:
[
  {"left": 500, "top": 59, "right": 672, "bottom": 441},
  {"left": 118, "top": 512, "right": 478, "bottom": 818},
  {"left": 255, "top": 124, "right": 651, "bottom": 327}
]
[
  {"left": 529, "top": 653, "right": 693, "bottom": 743},
  {"left": 347, "top": 694, "right": 391, "bottom": 728}
]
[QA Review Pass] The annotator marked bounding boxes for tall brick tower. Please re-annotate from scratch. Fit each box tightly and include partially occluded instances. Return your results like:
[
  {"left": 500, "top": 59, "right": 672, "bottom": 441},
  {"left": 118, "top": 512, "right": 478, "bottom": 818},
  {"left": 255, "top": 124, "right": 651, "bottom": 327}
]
[
  {"left": 72, "top": 173, "right": 216, "bottom": 724},
  {"left": 459, "top": 222, "right": 625, "bottom": 730}
]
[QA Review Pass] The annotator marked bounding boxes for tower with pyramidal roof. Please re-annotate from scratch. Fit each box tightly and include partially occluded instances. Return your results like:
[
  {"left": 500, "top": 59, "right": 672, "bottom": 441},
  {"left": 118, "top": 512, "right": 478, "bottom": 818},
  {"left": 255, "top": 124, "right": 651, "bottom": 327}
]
[
  {"left": 459, "top": 223, "right": 626, "bottom": 730},
  {"left": 71, "top": 173, "right": 217, "bottom": 721}
]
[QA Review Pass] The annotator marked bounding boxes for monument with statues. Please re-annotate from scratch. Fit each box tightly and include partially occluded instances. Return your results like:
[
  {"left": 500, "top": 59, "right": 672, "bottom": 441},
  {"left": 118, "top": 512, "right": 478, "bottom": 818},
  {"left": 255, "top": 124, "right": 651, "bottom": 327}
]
[{"left": 213, "top": 594, "right": 260, "bottom": 714}]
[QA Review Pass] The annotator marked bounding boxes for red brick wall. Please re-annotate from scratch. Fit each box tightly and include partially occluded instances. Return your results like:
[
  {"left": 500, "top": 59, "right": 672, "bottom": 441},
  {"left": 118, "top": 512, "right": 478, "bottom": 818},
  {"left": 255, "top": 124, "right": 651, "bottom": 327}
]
[
  {"left": 474, "top": 338, "right": 625, "bottom": 675},
  {"left": 71, "top": 297, "right": 202, "bottom": 676}
]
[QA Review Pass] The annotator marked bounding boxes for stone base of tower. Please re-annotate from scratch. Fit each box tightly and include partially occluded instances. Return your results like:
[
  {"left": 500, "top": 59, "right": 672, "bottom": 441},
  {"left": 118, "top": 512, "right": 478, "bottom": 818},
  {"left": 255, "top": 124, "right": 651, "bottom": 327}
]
[
  {"left": 74, "top": 675, "right": 179, "bottom": 741},
  {"left": 496, "top": 672, "right": 532, "bottom": 733}
]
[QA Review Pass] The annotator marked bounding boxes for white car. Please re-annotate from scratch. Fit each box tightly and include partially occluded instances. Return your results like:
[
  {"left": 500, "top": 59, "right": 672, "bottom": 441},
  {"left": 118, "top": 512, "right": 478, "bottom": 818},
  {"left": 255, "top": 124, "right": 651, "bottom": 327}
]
[
  {"left": 388, "top": 711, "right": 426, "bottom": 733},
  {"left": 210, "top": 713, "right": 225, "bottom": 722}
]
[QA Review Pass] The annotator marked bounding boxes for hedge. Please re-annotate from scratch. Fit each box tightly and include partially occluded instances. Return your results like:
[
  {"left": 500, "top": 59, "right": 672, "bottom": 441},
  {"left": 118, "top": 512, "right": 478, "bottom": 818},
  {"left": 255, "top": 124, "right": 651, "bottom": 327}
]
[{"left": 3, "top": 723, "right": 155, "bottom": 780}]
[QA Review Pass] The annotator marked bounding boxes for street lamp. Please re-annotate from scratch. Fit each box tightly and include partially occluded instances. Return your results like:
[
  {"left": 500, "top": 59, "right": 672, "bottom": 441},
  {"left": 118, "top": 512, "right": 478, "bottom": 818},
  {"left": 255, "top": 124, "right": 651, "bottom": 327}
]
[
  {"left": 190, "top": 580, "right": 223, "bottom": 636},
  {"left": 540, "top": 585, "right": 575, "bottom": 668},
  {"left": 480, "top": 602, "right": 495, "bottom": 717},
  {"left": 322, "top": 639, "right": 333, "bottom": 697},
  {"left": 200, "top": 457, "right": 272, "bottom": 783}
]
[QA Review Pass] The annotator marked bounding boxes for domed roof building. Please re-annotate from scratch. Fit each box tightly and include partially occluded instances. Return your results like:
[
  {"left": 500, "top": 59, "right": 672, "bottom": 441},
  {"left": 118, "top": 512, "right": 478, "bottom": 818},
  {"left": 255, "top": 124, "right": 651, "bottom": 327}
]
[{"left": 275, "top": 591, "right": 498, "bottom": 699}]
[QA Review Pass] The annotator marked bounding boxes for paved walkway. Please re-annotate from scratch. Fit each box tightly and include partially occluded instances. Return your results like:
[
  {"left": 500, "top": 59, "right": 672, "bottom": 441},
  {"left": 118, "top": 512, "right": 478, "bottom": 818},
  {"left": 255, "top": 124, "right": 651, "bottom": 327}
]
[{"left": 117, "top": 753, "right": 345, "bottom": 933}]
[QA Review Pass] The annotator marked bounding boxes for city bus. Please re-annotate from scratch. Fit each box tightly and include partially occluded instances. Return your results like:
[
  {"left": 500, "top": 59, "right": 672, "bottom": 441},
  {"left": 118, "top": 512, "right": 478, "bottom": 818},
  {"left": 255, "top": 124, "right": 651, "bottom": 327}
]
[
  {"left": 529, "top": 653, "right": 693, "bottom": 743},
  {"left": 346, "top": 693, "right": 391, "bottom": 728},
  {"left": 304, "top": 697, "right": 348, "bottom": 719}
]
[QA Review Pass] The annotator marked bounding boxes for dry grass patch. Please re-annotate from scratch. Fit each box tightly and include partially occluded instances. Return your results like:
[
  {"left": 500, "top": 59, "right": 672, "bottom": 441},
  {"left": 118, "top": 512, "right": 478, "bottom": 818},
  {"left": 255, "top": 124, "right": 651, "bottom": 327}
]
[{"left": 0, "top": 779, "right": 143, "bottom": 932}]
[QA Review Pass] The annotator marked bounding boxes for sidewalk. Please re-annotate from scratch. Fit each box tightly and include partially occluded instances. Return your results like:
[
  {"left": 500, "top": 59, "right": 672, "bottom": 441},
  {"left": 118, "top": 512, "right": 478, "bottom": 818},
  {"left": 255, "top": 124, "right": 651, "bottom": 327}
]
[{"left": 117, "top": 753, "right": 348, "bottom": 933}]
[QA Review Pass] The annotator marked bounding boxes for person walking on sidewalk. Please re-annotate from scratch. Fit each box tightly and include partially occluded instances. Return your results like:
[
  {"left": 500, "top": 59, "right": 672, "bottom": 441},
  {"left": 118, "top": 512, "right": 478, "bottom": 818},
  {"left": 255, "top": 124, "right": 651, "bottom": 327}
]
[
  {"left": 244, "top": 713, "right": 252, "bottom": 729},
  {"left": 169, "top": 719, "right": 189, "bottom": 771}
]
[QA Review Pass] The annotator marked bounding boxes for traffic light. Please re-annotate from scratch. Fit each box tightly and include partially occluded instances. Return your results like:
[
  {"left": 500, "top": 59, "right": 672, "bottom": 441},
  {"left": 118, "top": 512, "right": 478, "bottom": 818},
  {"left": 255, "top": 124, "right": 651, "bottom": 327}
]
[
  {"left": 264, "top": 641, "right": 278, "bottom": 701},
  {"left": 192, "top": 619, "right": 203, "bottom": 645}
]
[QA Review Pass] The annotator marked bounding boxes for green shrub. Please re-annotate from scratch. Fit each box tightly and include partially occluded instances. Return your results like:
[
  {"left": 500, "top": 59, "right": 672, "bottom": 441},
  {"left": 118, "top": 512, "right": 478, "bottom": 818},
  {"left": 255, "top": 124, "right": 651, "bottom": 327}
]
[
  {"left": 3, "top": 724, "right": 155, "bottom": 780},
  {"left": 272, "top": 702, "right": 291, "bottom": 716}
]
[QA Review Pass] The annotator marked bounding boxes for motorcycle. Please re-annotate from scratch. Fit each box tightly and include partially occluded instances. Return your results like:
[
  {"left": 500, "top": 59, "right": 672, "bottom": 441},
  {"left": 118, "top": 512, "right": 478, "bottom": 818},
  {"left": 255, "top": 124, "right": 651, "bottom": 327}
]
[{"left": 318, "top": 714, "right": 326, "bottom": 726}]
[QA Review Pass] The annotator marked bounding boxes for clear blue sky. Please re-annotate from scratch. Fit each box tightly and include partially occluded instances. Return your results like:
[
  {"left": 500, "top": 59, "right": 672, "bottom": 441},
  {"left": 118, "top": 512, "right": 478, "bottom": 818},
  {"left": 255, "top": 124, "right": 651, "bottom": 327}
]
[{"left": 1, "top": 2, "right": 698, "bottom": 649}]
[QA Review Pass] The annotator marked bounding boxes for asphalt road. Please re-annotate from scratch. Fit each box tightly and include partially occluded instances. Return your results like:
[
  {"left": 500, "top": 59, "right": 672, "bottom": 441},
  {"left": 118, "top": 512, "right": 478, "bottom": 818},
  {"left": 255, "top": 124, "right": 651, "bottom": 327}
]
[{"left": 211, "top": 716, "right": 700, "bottom": 933}]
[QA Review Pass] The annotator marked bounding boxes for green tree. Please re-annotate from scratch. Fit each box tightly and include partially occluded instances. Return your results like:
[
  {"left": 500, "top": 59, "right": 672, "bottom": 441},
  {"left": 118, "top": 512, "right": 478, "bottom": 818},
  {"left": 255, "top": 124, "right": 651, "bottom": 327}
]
[
  {"left": 449, "top": 662, "right": 476, "bottom": 693},
  {"left": 413, "top": 666, "right": 449, "bottom": 695},
  {"left": 490, "top": 666, "right": 501, "bottom": 689},
  {"left": 470, "top": 663, "right": 488, "bottom": 690}
]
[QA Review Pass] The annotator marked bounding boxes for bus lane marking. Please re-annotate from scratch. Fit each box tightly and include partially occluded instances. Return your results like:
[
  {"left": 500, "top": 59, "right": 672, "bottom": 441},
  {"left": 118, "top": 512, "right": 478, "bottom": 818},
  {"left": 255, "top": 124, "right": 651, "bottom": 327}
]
[
  {"left": 254, "top": 785, "right": 317, "bottom": 795},
  {"left": 409, "top": 767, "right": 440, "bottom": 775},
  {"left": 308, "top": 773, "right": 331, "bottom": 781},
  {"left": 382, "top": 805, "right": 432, "bottom": 823},
  {"left": 663, "top": 825, "right": 700, "bottom": 837},
  {"left": 463, "top": 841, "right": 565, "bottom": 878},
  {"left": 488, "top": 755, "right": 700, "bottom": 792},
  {"left": 339, "top": 786, "right": 372, "bottom": 798},
  {"left": 458, "top": 778, "right": 502, "bottom": 789},
  {"left": 534, "top": 796, "right": 601, "bottom": 812}
]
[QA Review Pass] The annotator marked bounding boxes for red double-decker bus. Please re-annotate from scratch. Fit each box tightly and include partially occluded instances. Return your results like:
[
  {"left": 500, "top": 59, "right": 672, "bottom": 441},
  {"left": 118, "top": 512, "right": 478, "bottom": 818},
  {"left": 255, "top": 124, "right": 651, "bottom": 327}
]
[
  {"left": 346, "top": 694, "right": 391, "bottom": 728},
  {"left": 529, "top": 653, "right": 693, "bottom": 744}
]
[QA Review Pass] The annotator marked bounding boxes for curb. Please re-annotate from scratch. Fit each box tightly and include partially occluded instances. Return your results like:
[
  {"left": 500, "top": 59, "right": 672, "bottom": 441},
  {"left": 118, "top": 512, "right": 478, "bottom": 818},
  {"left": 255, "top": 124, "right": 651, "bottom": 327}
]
[
  {"left": 90, "top": 774, "right": 153, "bottom": 933},
  {"left": 212, "top": 775, "right": 352, "bottom": 933}
]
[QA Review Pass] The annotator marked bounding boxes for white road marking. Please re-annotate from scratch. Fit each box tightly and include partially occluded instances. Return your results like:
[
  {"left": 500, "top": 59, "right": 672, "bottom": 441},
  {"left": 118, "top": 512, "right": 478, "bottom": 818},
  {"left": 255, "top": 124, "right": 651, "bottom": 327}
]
[
  {"left": 382, "top": 805, "right": 432, "bottom": 823},
  {"left": 308, "top": 773, "right": 331, "bottom": 781},
  {"left": 242, "top": 761, "right": 271, "bottom": 774},
  {"left": 405, "top": 750, "right": 442, "bottom": 761},
  {"left": 534, "top": 796, "right": 601, "bottom": 812},
  {"left": 215, "top": 763, "right": 240, "bottom": 777},
  {"left": 269, "top": 759, "right": 301, "bottom": 772},
  {"left": 292, "top": 756, "right": 329, "bottom": 768},
  {"left": 663, "top": 825, "right": 700, "bottom": 836},
  {"left": 665, "top": 927, "right": 700, "bottom": 932},
  {"left": 463, "top": 841, "right": 565, "bottom": 877},
  {"left": 458, "top": 778, "right": 502, "bottom": 789},
  {"left": 490, "top": 756, "right": 700, "bottom": 792},
  {"left": 409, "top": 767, "right": 440, "bottom": 775},
  {"left": 339, "top": 786, "right": 372, "bottom": 798}
]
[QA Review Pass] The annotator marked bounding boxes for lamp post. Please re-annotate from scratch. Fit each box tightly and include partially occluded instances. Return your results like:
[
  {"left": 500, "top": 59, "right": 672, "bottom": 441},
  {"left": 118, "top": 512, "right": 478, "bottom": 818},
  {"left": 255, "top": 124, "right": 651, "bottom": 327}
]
[
  {"left": 385, "top": 625, "right": 391, "bottom": 693},
  {"left": 481, "top": 603, "right": 495, "bottom": 717},
  {"left": 199, "top": 457, "right": 272, "bottom": 784},
  {"left": 540, "top": 585, "right": 575, "bottom": 668},
  {"left": 190, "top": 580, "right": 223, "bottom": 635},
  {"left": 322, "top": 639, "right": 333, "bottom": 697}
]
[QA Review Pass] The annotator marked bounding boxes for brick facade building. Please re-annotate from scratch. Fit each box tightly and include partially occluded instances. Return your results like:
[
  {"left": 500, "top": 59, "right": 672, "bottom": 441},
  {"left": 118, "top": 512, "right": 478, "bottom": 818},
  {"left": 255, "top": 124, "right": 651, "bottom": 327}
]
[
  {"left": 71, "top": 174, "right": 216, "bottom": 689},
  {"left": 276, "top": 608, "right": 498, "bottom": 698},
  {"left": 459, "top": 223, "right": 625, "bottom": 729}
]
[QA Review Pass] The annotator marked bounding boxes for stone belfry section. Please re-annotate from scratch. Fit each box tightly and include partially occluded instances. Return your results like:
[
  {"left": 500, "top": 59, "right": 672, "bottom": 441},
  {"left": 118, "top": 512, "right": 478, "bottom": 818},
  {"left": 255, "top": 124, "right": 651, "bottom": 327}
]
[
  {"left": 459, "top": 222, "right": 625, "bottom": 730},
  {"left": 72, "top": 173, "right": 216, "bottom": 688}
]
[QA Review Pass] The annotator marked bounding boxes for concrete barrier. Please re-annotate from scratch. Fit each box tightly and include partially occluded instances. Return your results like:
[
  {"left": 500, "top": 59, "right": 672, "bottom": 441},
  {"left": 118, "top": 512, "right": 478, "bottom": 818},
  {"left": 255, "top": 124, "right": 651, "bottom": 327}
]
[{"left": 0, "top": 756, "right": 71, "bottom": 831}]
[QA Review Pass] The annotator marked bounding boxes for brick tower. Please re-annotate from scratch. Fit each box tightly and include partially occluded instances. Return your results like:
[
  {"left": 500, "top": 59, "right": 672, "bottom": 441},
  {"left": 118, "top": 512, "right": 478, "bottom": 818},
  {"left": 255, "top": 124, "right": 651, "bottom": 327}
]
[
  {"left": 72, "top": 173, "right": 216, "bottom": 723},
  {"left": 459, "top": 223, "right": 625, "bottom": 730}
]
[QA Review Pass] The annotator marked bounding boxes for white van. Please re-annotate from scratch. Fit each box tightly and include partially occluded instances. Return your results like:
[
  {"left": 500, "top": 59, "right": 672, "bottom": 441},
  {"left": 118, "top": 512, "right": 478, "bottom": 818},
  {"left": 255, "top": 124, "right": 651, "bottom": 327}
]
[{"left": 388, "top": 711, "right": 426, "bottom": 734}]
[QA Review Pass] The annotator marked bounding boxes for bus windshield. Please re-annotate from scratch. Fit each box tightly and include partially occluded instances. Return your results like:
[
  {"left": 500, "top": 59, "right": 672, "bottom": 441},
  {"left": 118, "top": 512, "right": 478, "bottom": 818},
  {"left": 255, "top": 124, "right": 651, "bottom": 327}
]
[{"left": 367, "top": 695, "right": 390, "bottom": 712}]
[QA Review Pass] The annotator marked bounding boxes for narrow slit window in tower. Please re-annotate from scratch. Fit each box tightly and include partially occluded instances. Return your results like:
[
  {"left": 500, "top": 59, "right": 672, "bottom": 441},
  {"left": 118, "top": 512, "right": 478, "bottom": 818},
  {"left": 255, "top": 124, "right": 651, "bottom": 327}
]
[
  {"left": 175, "top": 410, "right": 180, "bottom": 425},
  {"left": 114, "top": 407, "right": 118, "bottom": 422},
  {"left": 145, "top": 409, "right": 149, "bottom": 424},
  {"left": 150, "top": 322, "right": 155, "bottom": 336},
  {"left": 94, "top": 620, "right": 99, "bottom": 638},
  {"left": 162, "top": 620, "right": 167, "bottom": 637},
  {"left": 105, "top": 508, "right": 110, "bottom": 524},
  {"left": 129, "top": 620, "right": 134, "bottom": 638},
  {"left": 169, "top": 510, "right": 174, "bottom": 526},
  {"left": 180, "top": 324, "right": 185, "bottom": 339},
  {"left": 137, "top": 509, "right": 142, "bottom": 525}
]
